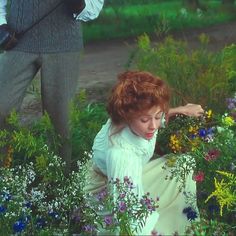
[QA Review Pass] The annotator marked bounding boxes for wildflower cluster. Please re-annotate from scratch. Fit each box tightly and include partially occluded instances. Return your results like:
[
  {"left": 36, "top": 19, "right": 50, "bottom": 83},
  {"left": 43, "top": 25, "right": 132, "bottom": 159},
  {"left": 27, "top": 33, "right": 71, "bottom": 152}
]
[
  {"left": 0, "top": 150, "right": 91, "bottom": 236},
  {"left": 156, "top": 96, "right": 236, "bottom": 232},
  {"left": 91, "top": 176, "right": 159, "bottom": 236}
]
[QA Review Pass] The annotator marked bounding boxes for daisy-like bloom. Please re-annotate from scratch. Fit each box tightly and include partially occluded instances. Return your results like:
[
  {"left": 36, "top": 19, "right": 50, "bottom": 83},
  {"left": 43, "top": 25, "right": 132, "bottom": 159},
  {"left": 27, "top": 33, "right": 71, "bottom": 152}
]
[
  {"left": 193, "top": 171, "right": 205, "bottom": 182},
  {"left": 204, "top": 149, "right": 220, "bottom": 161}
]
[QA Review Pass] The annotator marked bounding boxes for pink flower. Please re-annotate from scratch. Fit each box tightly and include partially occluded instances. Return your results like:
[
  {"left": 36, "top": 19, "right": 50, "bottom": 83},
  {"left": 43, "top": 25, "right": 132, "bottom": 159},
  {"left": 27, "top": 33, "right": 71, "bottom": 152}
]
[
  {"left": 204, "top": 149, "right": 220, "bottom": 161},
  {"left": 151, "top": 230, "right": 158, "bottom": 236},
  {"left": 193, "top": 171, "right": 205, "bottom": 182}
]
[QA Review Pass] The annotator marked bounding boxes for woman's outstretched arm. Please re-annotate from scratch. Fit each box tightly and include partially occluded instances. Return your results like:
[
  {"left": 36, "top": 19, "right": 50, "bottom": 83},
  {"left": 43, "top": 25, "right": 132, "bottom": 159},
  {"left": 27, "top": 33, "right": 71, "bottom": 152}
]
[{"left": 167, "top": 103, "right": 204, "bottom": 118}]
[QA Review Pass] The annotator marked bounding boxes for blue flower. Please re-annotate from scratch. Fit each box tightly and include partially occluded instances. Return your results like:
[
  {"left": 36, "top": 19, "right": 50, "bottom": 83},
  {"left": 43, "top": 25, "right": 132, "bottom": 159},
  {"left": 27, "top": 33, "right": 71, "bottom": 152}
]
[
  {"left": 20, "top": 215, "right": 31, "bottom": 224},
  {"left": 182, "top": 207, "right": 192, "bottom": 214},
  {"left": 198, "top": 128, "right": 207, "bottom": 138},
  {"left": 0, "top": 205, "right": 6, "bottom": 214},
  {"left": 208, "top": 204, "right": 219, "bottom": 214},
  {"left": 13, "top": 220, "right": 26, "bottom": 233},
  {"left": 23, "top": 201, "right": 32, "bottom": 209},
  {"left": 48, "top": 210, "right": 60, "bottom": 219},
  {"left": 1, "top": 192, "right": 12, "bottom": 201},
  {"left": 36, "top": 217, "right": 46, "bottom": 229},
  {"left": 183, "top": 207, "right": 198, "bottom": 221}
]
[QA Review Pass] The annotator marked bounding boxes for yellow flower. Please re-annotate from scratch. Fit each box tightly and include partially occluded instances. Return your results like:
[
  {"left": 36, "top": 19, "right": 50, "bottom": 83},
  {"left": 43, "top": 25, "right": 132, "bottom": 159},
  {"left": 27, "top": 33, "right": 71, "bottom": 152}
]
[
  {"left": 205, "top": 171, "right": 236, "bottom": 216},
  {"left": 166, "top": 156, "right": 177, "bottom": 167},
  {"left": 169, "top": 134, "right": 182, "bottom": 153},
  {"left": 222, "top": 116, "right": 234, "bottom": 127},
  {"left": 3, "top": 145, "right": 14, "bottom": 168},
  {"left": 205, "top": 109, "right": 213, "bottom": 119},
  {"left": 188, "top": 125, "right": 199, "bottom": 135}
]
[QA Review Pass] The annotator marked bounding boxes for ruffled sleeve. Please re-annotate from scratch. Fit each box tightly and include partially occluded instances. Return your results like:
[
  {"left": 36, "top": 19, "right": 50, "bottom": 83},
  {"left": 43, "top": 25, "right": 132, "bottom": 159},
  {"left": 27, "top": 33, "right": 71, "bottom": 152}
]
[
  {"left": 74, "top": 0, "right": 104, "bottom": 22},
  {"left": 106, "top": 147, "right": 144, "bottom": 198},
  {"left": 0, "top": 0, "right": 7, "bottom": 24}
]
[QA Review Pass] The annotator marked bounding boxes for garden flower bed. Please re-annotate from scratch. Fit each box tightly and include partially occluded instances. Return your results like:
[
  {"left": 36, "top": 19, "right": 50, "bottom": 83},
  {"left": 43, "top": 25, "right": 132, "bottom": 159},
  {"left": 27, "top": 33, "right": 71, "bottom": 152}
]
[{"left": 0, "top": 92, "right": 235, "bottom": 235}]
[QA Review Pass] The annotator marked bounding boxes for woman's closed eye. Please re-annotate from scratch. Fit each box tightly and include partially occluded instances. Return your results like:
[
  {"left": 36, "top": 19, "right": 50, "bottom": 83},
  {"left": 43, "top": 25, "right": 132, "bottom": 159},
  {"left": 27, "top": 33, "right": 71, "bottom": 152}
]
[{"left": 140, "top": 115, "right": 162, "bottom": 123}]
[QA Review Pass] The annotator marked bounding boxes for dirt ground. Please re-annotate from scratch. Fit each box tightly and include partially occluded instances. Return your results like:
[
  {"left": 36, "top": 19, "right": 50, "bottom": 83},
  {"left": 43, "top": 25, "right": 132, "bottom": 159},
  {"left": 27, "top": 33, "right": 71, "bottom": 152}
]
[{"left": 21, "top": 20, "right": 236, "bottom": 122}]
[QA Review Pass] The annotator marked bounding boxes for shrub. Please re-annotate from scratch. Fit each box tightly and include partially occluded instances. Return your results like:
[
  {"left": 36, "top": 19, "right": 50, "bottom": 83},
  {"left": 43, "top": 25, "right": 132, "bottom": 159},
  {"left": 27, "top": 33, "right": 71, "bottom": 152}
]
[{"left": 132, "top": 33, "right": 236, "bottom": 113}]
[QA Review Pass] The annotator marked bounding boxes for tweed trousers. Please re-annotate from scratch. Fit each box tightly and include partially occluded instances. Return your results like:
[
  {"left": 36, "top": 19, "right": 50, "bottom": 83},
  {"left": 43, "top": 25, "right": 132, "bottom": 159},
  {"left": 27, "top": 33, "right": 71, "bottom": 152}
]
[{"left": 0, "top": 50, "right": 81, "bottom": 167}]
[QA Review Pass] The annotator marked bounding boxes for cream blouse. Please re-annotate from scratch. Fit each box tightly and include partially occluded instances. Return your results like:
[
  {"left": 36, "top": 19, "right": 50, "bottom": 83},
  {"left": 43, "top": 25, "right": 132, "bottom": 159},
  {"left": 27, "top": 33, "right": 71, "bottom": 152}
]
[{"left": 92, "top": 118, "right": 162, "bottom": 198}]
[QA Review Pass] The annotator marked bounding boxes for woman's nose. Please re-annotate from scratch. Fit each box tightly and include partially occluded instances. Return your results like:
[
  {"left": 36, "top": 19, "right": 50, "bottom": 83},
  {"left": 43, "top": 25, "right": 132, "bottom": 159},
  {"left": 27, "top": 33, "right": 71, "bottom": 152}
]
[{"left": 149, "top": 119, "right": 157, "bottom": 130}]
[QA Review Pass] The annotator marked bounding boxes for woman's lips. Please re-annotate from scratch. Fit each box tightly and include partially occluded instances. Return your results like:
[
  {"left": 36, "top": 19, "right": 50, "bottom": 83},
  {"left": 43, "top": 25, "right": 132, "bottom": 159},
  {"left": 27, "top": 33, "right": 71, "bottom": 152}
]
[{"left": 145, "top": 133, "right": 154, "bottom": 139}]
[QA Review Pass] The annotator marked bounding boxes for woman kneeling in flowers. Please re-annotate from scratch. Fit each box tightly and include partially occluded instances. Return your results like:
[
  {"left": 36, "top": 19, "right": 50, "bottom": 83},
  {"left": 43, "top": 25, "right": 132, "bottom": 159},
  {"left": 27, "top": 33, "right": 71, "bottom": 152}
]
[{"left": 85, "top": 71, "right": 204, "bottom": 235}]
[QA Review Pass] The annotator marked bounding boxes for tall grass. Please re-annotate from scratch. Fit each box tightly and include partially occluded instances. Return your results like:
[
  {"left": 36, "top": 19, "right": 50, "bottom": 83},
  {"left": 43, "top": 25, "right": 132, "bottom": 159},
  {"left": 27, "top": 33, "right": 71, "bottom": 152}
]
[{"left": 130, "top": 33, "right": 236, "bottom": 113}]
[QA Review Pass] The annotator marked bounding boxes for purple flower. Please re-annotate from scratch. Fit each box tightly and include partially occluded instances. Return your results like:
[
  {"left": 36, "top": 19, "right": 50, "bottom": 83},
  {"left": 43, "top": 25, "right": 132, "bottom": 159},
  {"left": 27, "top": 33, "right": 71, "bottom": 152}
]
[
  {"left": 72, "top": 208, "right": 81, "bottom": 222},
  {"left": 118, "top": 201, "right": 126, "bottom": 212},
  {"left": 228, "top": 102, "right": 235, "bottom": 110},
  {"left": 119, "top": 192, "right": 126, "bottom": 198},
  {"left": 104, "top": 215, "right": 113, "bottom": 226},
  {"left": 97, "top": 189, "right": 108, "bottom": 201},
  {"left": 13, "top": 220, "right": 26, "bottom": 233},
  {"left": 83, "top": 224, "right": 95, "bottom": 232}
]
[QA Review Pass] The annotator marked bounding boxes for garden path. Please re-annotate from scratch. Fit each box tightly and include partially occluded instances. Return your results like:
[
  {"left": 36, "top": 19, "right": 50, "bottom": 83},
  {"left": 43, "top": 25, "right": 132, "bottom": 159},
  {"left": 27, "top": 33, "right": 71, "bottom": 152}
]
[{"left": 21, "top": 20, "right": 236, "bottom": 122}]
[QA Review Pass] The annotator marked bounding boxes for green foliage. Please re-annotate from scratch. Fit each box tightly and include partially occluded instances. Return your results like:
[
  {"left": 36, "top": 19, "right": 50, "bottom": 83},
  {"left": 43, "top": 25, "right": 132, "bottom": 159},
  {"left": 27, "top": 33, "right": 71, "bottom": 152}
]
[
  {"left": 70, "top": 91, "right": 107, "bottom": 164},
  {"left": 185, "top": 218, "right": 233, "bottom": 236},
  {"left": 132, "top": 34, "right": 236, "bottom": 112},
  {"left": 83, "top": 1, "right": 236, "bottom": 42},
  {"left": 0, "top": 111, "right": 59, "bottom": 167}
]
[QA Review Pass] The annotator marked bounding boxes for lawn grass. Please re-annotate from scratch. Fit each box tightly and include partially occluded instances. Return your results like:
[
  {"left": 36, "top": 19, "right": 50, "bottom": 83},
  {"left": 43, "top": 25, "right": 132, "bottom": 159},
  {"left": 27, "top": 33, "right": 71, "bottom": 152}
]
[{"left": 83, "top": 0, "right": 236, "bottom": 43}]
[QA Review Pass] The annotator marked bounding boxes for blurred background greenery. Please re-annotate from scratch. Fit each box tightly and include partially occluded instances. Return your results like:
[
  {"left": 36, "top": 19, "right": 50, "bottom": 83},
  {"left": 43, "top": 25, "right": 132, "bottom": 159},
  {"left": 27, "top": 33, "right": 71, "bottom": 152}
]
[{"left": 83, "top": 0, "right": 236, "bottom": 43}]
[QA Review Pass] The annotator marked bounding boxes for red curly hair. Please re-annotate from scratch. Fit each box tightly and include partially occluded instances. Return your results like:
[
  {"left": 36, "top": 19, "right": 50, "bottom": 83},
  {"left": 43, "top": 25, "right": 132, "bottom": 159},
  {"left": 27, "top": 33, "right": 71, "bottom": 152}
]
[{"left": 107, "top": 71, "right": 170, "bottom": 126}]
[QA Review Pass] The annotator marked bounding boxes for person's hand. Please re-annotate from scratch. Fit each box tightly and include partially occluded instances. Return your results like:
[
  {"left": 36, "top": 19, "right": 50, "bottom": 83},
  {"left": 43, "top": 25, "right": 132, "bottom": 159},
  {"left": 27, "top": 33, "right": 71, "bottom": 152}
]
[
  {"left": 182, "top": 103, "right": 204, "bottom": 117},
  {"left": 0, "top": 24, "right": 18, "bottom": 50}
]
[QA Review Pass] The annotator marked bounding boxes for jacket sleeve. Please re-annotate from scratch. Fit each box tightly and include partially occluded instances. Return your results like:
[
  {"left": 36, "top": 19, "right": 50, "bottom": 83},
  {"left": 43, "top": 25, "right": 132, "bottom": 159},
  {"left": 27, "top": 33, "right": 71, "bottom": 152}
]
[
  {"left": 74, "top": 0, "right": 104, "bottom": 22},
  {"left": 0, "top": 0, "right": 7, "bottom": 25}
]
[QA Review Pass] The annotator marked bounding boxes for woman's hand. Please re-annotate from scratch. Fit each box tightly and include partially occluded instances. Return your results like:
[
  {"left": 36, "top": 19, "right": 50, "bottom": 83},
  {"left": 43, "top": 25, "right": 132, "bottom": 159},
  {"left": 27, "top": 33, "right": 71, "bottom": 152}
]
[
  {"left": 181, "top": 103, "right": 204, "bottom": 117},
  {"left": 168, "top": 103, "right": 204, "bottom": 118}
]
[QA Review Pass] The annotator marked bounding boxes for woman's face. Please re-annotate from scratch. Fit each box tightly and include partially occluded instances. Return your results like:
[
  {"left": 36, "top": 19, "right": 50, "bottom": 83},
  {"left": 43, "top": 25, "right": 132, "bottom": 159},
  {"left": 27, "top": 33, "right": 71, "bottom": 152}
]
[{"left": 128, "top": 106, "right": 163, "bottom": 140}]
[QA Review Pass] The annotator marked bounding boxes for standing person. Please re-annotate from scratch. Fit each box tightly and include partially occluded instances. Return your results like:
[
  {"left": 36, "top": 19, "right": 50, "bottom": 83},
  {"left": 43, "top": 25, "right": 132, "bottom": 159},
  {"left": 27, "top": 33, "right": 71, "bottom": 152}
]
[
  {"left": 0, "top": 0, "right": 104, "bottom": 169},
  {"left": 85, "top": 71, "right": 204, "bottom": 235}
]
